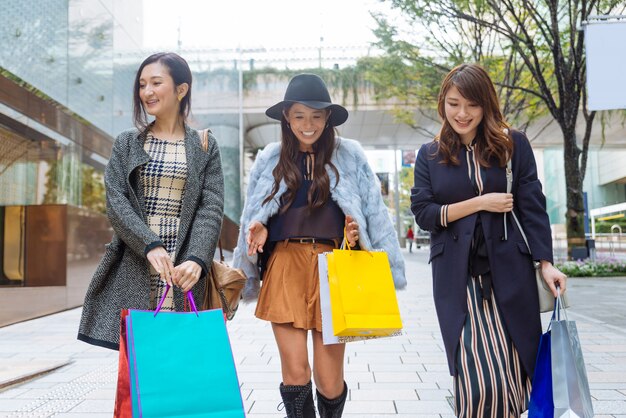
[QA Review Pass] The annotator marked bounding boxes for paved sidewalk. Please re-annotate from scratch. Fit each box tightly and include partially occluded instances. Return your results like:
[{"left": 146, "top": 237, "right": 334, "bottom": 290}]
[{"left": 0, "top": 249, "right": 625, "bottom": 417}]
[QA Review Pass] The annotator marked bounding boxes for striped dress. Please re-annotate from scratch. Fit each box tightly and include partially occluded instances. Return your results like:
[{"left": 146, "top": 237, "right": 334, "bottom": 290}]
[
  {"left": 454, "top": 140, "right": 532, "bottom": 418},
  {"left": 141, "top": 133, "right": 188, "bottom": 311}
]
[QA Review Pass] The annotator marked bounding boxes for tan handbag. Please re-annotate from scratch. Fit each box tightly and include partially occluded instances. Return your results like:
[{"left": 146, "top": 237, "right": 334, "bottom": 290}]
[
  {"left": 203, "top": 240, "right": 246, "bottom": 320},
  {"left": 198, "top": 129, "right": 247, "bottom": 319}
]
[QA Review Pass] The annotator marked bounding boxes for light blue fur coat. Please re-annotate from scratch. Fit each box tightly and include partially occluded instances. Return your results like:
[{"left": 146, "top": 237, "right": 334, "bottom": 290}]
[{"left": 232, "top": 137, "right": 407, "bottom": 300}]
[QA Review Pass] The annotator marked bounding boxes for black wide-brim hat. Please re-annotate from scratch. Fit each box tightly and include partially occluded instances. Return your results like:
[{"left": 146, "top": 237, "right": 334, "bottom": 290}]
[{"left": 265, "top": 73, "right": 349, "bottom": 126}]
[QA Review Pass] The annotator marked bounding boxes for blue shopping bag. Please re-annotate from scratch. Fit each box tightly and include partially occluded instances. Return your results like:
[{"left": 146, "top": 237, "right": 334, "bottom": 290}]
[
  {"left": 126, "top": 286, "right": 245, "bottom": 418},
  {"left": 528, "top": 329, "right": 553, "bottom": 417}
]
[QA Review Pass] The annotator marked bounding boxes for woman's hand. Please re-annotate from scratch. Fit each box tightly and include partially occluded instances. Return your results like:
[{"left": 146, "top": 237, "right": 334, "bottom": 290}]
[
  {"left": 540, "top": 260, "right": 567, "bottom": 297},
  {"left": 173, "top": 260, "right": 202, "bottom": 292},
  {"left": 247, "top": 221, "right": 268, "bottom": 256},
  {"left": 345, "top": 215, "right": 359, "bottom": 248},
  {"left": 147, "top": 247, "right": 175, "bottom": 286},
  {"left": 479, "top": 193, "right": 513, "bottom": 213}
]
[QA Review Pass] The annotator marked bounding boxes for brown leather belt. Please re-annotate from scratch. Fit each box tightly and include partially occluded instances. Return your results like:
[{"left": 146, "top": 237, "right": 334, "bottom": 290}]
[{"left": 287, "top": 237, "right": 337, "bottom": 247}]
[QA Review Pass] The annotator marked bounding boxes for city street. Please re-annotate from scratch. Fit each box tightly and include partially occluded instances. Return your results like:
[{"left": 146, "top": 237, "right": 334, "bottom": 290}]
[{"left": 1, "top": 249, "right": 625, "bottom": 417}]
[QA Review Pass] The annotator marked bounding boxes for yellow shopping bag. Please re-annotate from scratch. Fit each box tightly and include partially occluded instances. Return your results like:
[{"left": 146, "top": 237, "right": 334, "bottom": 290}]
[{"left": 327, "top": 239, "right": 402, "bottom": 337}]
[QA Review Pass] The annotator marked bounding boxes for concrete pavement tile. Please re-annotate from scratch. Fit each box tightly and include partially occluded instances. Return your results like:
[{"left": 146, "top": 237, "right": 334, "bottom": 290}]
[
  {"left": 594, "top": 364, "right": 626, "bottom": 371},
  {"left": 591, "top": 390, "right": 626, "bottom": 400},
  {"left": 240, "top": 381, "right": 283, "bottom": 390},
  {"left": 0, "top": 398, "right": 44, "bottom": 412},
  {"left": 418, "top": 372, "right": 454, "bottom": 383},
  {"left": 437, "top": 380, "right": 454, "bottom": 390},
  {"left": 343, "top": 363, "right": 370, "bottom": 372},
  {"left": 370, "top": 363, "right": 425, "bottom": 372},
  {"left": 587, "top": 345, "right": 626, "bottom": 353},
  {"left": 348, "top": 355, "right": 403, "bottom": 364},
  {"left": 401, "top": 355, "right": 448, "bottom": 364},
  {"left": 82, "top": 389, "right": 115, "bottom": 400},
  {"left": 26, "top": 399, "right": 82, "bottom": 415},
  {"left": 7, "top": 382, "right": 57, "bottom": 390},
  {"left": 422, "top": 364, "right": 450, "bottom": 372},
  {"left": 244, "top": 389, "right": 281, "bottom": 402},
  {"left": 0, "top": 359, "right": 70, "bottom": 388},
  {"left": 344, "top": 371, "right": 375, "bottom": 383},
  {"left": 592, "top": 383, "right": 626, "bottom": 390},
  {"left": 68, "top": 399, "right": 114, "bottom": 413},
  {"left": 52, "top": 414, "right": 111, "bottom": 418},
  {"left": 359, "top": 382, "right": 439, "bottom": 390},
  {"left": 590, "top": 400, "right": 626, "bottom": 414},
  {"left": 237, "top": 364, "right": 282, "bottom": 372},
  {"left": 236, "top": 371, "right": 282, "bottom": 382},
  {"left": 395, "top": 399, "right": 453, "bottom": 414},
  {"left": 350, "top": 389, "right": 418, "bottom": 401},
  {"left": 0, "top": 388, "right": 29, "bottom": 399},
  {"left": 238, "top": 356, "right": 271, "bottom": 365},
  {"left": 31, "top": 372, "right": 86, "bottom": 384},
  {"left": 416, "top": 389, "right": 453, "bottom": 401},
  {"left": 14, "top": 388, "right": 60, "bottom": 399},
  {"left": 374, "top": 372, "right": 420, "bottom": 383},
  {"left": 245, "top": 400, "right": 284, "bottom": 414},
  {"left": 346, "top": 344, "right": 407, "bottom": 353},
  {"left": 589, "top": 372, "right": 626, "bottom": 382},
  {"left": 342, "top": 400, "right": 397, "bottom": 414}
]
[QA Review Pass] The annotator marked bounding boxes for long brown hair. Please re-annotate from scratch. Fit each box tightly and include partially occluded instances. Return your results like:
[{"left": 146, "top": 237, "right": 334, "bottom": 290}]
[
  {"left": 262, "top": 105, "right": 340, "bottom": 211},
  {"left": 435, "top": 64, "right": 512, "bottom": 167}
]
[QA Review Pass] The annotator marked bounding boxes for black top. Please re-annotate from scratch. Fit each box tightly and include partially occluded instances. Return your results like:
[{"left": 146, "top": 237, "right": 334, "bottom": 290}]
[{"left": 268, "top": 152, "right": 344, "bottom": 242}]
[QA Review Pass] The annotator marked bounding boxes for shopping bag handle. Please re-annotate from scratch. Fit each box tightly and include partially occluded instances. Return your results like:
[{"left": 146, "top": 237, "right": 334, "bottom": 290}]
[
  {"left": 548, "top": 286, "right": 567, "bottom": 328},
  {"left": 154, "top": 284, "right": 198, "bottom": 317},
  {"left": 555, "top": 286, "right": 568, "bottom": 322},
  {"left": 342, "top": 227, "right": 373, "bottom": 256}
]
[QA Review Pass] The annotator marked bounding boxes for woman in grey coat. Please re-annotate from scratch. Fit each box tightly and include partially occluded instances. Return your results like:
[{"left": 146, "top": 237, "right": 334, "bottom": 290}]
[{"left": 78, "top": 52, "right": 224, "bottom": 350}]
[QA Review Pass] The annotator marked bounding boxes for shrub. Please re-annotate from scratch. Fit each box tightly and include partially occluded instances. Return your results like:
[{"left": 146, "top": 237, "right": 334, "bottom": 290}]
[{"left": 555, "top": 256, "right": 626, "bottom": 277}]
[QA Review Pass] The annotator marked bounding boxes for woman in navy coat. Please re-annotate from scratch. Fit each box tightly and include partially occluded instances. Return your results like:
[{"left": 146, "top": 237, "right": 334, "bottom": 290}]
[{"left": 411, "top": 64, "right": 566, "bottom": 417}]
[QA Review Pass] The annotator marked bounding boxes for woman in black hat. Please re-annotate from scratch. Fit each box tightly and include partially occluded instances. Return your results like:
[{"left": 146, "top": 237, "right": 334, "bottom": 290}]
[{"left": 232, "top": 74, "right": 406, "bottom": 417}]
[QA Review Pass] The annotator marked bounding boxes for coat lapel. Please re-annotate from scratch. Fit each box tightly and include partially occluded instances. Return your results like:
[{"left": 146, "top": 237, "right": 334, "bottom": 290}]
[
  {"left": 127, "top": 131, "right": 151, "bottom": 178},
  {"left": 126, "top": 131, "right": 151, "bottom": 218}
]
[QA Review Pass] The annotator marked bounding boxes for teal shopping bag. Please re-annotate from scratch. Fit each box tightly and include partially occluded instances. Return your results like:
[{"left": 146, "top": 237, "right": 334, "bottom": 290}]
[{"left": 126, "top": 286, "right": 245, "bottom": 418}]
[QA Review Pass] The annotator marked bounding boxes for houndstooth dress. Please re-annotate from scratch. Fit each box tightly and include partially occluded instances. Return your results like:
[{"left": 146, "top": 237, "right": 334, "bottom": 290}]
[{"left": 141, "top": 133, "right": 188, "bottom": 311}]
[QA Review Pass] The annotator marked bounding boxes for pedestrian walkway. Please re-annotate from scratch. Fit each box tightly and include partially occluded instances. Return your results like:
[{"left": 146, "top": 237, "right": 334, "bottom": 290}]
[{"left": 0, "top": 249, "right": 625, "bottom": 417}]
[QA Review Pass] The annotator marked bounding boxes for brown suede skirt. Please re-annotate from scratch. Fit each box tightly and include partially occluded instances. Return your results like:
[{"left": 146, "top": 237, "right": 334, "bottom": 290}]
[{"left": 255, "top": 240, "right": 336, "bottom": 331}]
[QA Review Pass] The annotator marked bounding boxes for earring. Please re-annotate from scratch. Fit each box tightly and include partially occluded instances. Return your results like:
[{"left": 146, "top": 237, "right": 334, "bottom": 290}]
[{"left": 177, "top": 95, "right": 183, "bottom": 102}]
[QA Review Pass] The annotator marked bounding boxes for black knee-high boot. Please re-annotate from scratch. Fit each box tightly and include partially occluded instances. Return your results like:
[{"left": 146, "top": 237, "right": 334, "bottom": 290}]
[
  {"left": 316, "top": 381, "right": 348, "bottom": 418},
  {"left": 279, "top": 380, "right": 315, "bottom": 418}
]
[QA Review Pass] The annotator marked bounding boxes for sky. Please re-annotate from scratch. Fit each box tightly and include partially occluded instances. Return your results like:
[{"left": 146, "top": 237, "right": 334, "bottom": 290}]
[{"left": 142, "top": 0, "right": 393, "bottom": 50}]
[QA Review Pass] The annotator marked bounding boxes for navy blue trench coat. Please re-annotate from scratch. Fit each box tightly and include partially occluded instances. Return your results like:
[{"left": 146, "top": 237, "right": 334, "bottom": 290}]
[{"left": 411, "top": 130, "right": 553, "bottom": 377}]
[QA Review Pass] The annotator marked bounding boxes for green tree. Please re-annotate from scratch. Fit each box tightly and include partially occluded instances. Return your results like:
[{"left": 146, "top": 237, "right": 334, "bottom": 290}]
[
  {"left": 370, "top": 0, "right": 625, "bottom": 254},
  {"left": 81, "top": 165, "right": 106, "bottom": 214}
]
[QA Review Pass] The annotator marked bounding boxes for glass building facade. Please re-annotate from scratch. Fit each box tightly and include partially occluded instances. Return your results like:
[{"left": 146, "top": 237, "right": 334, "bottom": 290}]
[{"left": 0, "top": 0, "right": 242, "bottom": 325}]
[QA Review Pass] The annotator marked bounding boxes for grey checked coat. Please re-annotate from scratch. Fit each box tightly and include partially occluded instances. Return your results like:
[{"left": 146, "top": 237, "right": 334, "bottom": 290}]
[{"left": 78, "top": 125, "right": 224, "bottom": 350}]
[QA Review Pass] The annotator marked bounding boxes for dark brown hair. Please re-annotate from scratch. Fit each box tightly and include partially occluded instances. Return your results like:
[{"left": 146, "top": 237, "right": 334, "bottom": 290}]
[
  {"left": 263, "top": 104, "right": 340, "bottom": 211},
  {"left": 132, "top": 52, "right": 192, "bottom": 131},
  {"left": 435, "top": 63, "right": 512, "bottom": 167}
]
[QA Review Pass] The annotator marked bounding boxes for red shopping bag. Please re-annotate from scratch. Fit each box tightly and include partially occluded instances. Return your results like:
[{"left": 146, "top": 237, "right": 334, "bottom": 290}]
[{"left": 113, "top": 309, "right": 132, "bottom": 418}]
